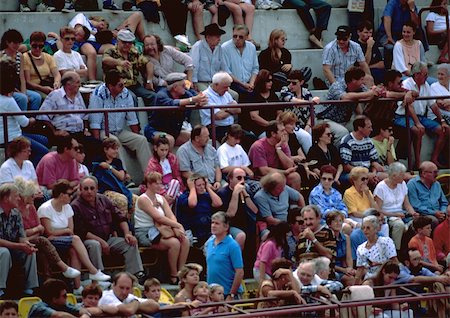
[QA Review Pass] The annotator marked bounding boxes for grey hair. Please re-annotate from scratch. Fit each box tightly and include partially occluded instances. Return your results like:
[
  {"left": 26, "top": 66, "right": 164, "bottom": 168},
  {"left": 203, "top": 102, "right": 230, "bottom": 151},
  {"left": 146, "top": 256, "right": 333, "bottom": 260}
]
[
  {"left": 212, "top": 71, "right": 232, "bottom": 85},
  {"left": 211, "top": 211, "right": 230, "bottom": 226},
  {"left": 301, "top": 204, "right": 321, "bottom": 219},
  {"left": 14, "top": 177, "right": 38, "bottom": 198},
  {"left": 232, "top": 24, "right": 249, "bottom": 35},
  {"left": 0, "top": 183, "right": 19, "bottom": 202},
  {"left": 313, "top": 257, "right": 331, "bottom": 273},
  {"left": 410, "top": 61, "right": 427, "bottom": 76},
  {"left": 362, "top": 215, "right": 379, "bottom": 229},
  {"left": 61, "top": 71, "right": 79, "bottom": 86},
  {"left": 437, "top": 63, "right": 450, "bottom": 75},
  {"left": 387, "top": 161, "right": 407, "bottom": 176},
  {"left": 80, "top": 175, "right": 98, "bottom": 186},
  {"left": 363, "top": 208, "right": 380, "bottom": 217}
]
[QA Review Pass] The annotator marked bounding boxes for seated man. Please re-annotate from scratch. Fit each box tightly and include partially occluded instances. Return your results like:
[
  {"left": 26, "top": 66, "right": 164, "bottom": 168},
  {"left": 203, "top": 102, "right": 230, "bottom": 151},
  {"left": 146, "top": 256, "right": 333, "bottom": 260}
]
[
  {"left": 177, "top": 125, "right": 222, "bottom": 188},
  {"left": 71, "top": 176, "right": 146, "bottom": 283},
  {"left": 248, "top": 120, "right": 301, "bottom": 192},
  {"left": 356, "top": 21, "right": 385, "bottom": 84},
  {"left": 145, "top": 72, "right": 208, "bottom": 149},
  {"left": 393, "top": 62, "right": 449, "bottom": 168},
  {"left": 89, "top": 69, "right": 151, "bottom": 174},
  {"left": 407, "top": 161, "right": 448, "bottom": 227},
  {"left": 315, "top": 66, "right": 380, "bottom": 147},
  {"left": 339, "top": 115, "right": 386, "bottom": 183},
  {"left": 294, "top": 260, "right": 343, "bottom": 298},
  {"left": 102, "top": 29, "right": 155, "bottom": 106},
  {"left": 286, "top": 207, "right": 306, "bottom": 264},
  {"left": 36, "top": 135, "right": 80, "bottom": 190},
  {"left": 201, "top": 72, "right": 241, "bottom": 141},
  {"left": 322, "top": 25, "right": 370, "bottom": 86},
  {"left": 222, "top": 24, "right": 259, "bottom": 97},
  {"left": 253, "top": 172, "right": 305, "bottom": 238},
  {"left": 0, "top": 183, "right": 38, "bottom": 298},
  {"left": 98, "top": 272, "right": 159, "bottom": 317}
]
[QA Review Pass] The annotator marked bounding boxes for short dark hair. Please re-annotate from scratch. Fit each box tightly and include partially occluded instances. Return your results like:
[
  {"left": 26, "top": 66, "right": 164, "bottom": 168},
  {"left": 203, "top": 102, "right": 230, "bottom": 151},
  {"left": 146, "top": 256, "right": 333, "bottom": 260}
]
[
  {"left": 56, "top": 135, "right": 76, "bottom": 154},
  {"left": 287, "top": 206, "right": 302, "bottom": 224},
  {"left": 403, "top": 21, "right": 417, "bottom": 31},
  {"left": 288, "top": 69, "right": 305, "bottom": 82},
  {"left": 357, "top": 21, "right": 373, "bottom": 32},
  {"left": 320, "top": 165, "right": 337, "bottom": 177},
  {"left": 105, "top": 69, "right": 123, "bottom": 86},
  {"left": 40, "top": 279, "right": 68, "bottom": 304},
  {"left": 344, "top": 66, "right": 365, "bottom": 84},
  {"left": 384, "top": 69, "right": 402, "bottom": 87},
  {"left": 0, "top": 301, "right": 18, "bottom": 315},
  {"left": 52, "top": 179, "right": 72, "bottom": 198},
  {"left": 82, "top": 283, "right": 103, "bottom": 299},
  {"left": 265, "top": 120, "right": 280, "bottom": 139},
  {"left": 326, "top": 210, "right": 344, "bottom": 225},
  {"left": 271, "top": 257, "right": 292, "bottom": 274},
  {"left": 191, "top": 125, "right": 206, "bottom": 141},
  {"left": 353, "top": 115, "right": 369, "bottom": 131},
  {"left": 0, "top": 29, "right": 23, "bottom": 50},
  {"left": 7, "top": 136, "right": 31, "bottom": 158},
  {"left": 152, "top": 135, "right": 170, "bottom": 160},
  {"left": 413, "top": 216, "right": 432, "bottom": 231},
  {"left": 311, "top": 123, "right": 330, "bottom": 144},
  {"left": 30, "top": 31, "right": 46, "bottom": 43},
  {"left": 0, "top": 57, "right": 19, "bottom": 95}
]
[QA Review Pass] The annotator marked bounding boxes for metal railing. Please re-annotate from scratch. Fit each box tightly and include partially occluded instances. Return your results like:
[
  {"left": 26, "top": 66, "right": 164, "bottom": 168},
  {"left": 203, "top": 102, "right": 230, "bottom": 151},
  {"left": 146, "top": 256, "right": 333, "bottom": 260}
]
[{"left": 2, "top": 94, "right": 450, "bottom": 171}]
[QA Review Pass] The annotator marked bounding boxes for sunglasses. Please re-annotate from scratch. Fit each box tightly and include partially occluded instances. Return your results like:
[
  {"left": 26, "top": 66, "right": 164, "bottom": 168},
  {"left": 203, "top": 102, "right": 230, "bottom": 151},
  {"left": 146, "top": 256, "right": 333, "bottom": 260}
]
[
  {"left": 295, "top": 219, "right": 304, "bottom": 225},
  {"left": 288, "top": 80, "right": 300, "bottom": 85},
  {"left": 65, "top": 191, "right": 74, "bottom": 196},
  {"left": 387, "top": 128, "right": 393, "bottom": 132},
  {"left": 235, "top": 175, "right": 245, "bottom": 181},
  {"left": 266, "top": 78, "right": 273, "bottom": 83},
  {"left": 360, "top": 177, "right": 369, "bottom": 182},
  {"left": 31, "top": 44, "right": 44, "bottom": 49},
  {"left": 82, "top": 186, "right": 96, "bottom": 191},
  {"left": 321, "top": 177, "right": 334, "bottom": 181},
  {"left": 233, "top": 34, "right": 245, "bottom": 39},
  {"left": 64, "top": 37, "right": 76, "bottom": 41}
]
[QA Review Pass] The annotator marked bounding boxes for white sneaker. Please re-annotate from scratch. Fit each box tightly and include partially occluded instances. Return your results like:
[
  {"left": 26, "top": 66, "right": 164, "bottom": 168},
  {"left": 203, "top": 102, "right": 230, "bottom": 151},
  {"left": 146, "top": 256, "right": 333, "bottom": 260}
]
[
  {"left": 19, "top": 4, "right": 31, "bottom": 12},
  {"left": 89, "top": 270, "right": 111, "bottom": 281},
  {"left": 174, "top": 35, "right": 191, "bottom": 47},
  {"left": 256, "top": 0, "right": 271, "bottom": 9},
  {"left": 62, "top": 267, "right": 81, "bottom": 279},
  {"left": 36, "top": 3, "right": 56, "bottom": 11},
  {"left": 73, "top": 286, "right": 84, "bottom": 295},
  {"left": 98, "top": 281, "right": 112, "bottom": 289},
  {"left": 270, "top": 1, "right": 282, "bottom": 9}
]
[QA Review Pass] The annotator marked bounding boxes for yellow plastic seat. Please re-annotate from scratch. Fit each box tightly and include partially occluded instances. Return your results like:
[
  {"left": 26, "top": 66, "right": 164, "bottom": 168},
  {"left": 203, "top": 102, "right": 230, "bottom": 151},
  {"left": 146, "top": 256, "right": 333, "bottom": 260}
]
[
  {"left": 18, "top": 296, "right": 41, "bottom": 318},
  {"left": 133, "top": 286, "right": 142, "bottom": 298},
  {"left": 159, "top": 288, "right": 174, "bottom": 304},
  {"left": 66, "top": 293, "right": 77, "bottom": 305},
  {"left": 436, "top": 173, "right": 450, "bottom": 199}
]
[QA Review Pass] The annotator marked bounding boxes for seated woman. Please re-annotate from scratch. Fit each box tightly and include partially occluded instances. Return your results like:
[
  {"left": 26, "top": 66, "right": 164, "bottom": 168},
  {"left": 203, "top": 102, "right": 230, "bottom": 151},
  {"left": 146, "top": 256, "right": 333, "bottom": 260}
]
[
  {"left": 430, "top": 63, "right": 450, "bottom": 125},
  {"left": 355, "top": 215, "right": 398, "bottom": 283},
  {"left": 143, "top": 34, "right": 194, "bottom": 90},
  {"left": 23, "top": 31, "right": 61, "bottom": 98},
  {"left": 258, "top": 29, "right": 292, "bottom": 92},
  {"left": 373, "top": 162, "right": 419, "bottom": 251},
  {"left": 0, "top": 137, "right": 37, "bottom": 185},
  {"left": 0, "top": 29, "right": 41, "bottom": 111},
  {"left": 14, "top": 177, "right": 80, "bottom": 280},
  {"left": 174, "top": 263, "right": 203, "bottom": 315},
  {"left": 37, "top": 179, "right": 110, "bottom": 294},
  {"left": 307, "top": 123, "right": 343, "bottom": 183},
  {"left": 363, "top": 261, "right": 413, "bottom": 318},
  {"left": 134, "top": 172, "right": 190, "bottom": 285},
  {"left": 426, "top": 0, "right": 450, "bottom": 64},
  {"left": 0, "top": 59, "right": 49, "bottom": 167},
  {"left": 343, "top": 167, "right": 378, "bottom": 224}
]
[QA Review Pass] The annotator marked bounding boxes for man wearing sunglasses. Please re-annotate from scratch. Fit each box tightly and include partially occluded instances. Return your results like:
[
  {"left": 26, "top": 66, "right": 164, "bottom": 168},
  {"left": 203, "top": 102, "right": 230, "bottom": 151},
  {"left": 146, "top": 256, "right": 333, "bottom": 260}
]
[
  {"left": 221, "top": 24, "right": 259, "bottom": 97},
  {"left": 53, "top": 27, "right": 88, "bottom": 80}
]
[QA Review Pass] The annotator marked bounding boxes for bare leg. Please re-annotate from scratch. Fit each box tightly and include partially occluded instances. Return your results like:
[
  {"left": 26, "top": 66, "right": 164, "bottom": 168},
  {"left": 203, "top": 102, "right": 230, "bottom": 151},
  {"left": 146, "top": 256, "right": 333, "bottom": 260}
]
[
  {"left": 240, "top": 3, "right": 255, "bottom": 39},
  {"left": 117, "top": 12, "right": 146, "bottom": 40},
  {"left": 235, "top": 232, "right": 246, "bottom": 251},
  {"left": 208, "top": 5, "right": 218, "bottom": 24},
  {"left": 98, "top": 43, "right": 115, "bottom": 54},
  {"left": 223, "top": 2, "right": 243, "bottom": 24},
  {"left": 411, "top": 126, "right": 424, "bottom": 168},
  {"left": 431, "top": 126, "right": 447, "bottom": 167},
  {"left": 153, "top": 237, "right": 181, "bottom": 278},
  {"left": 69, "top": 248, "right": 81, "bottom": 289},
  {"left": 188, "top": 1, "right": 205, "bottom": 41},
  {"left": 177, "top": 237, "right": 190, "bottom": 270},
  {"left": 71, "top": 235, "right": 98, "bottom": 274},
  {"left": 287, "top": 171, "right": 302, "bottom": 193},
  {"left": 80, "top": 43, "right": 97, "bottom": 81},
  {"left": 175, "top": 131, "right": 191, "bottom": 147}
]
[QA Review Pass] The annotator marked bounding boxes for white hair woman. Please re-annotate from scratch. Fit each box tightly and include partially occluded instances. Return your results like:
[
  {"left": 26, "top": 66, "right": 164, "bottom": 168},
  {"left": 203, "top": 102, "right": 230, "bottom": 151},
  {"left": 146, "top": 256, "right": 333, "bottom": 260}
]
[{"left": 430, "top": 63, "right": 450, "bottom": 125}]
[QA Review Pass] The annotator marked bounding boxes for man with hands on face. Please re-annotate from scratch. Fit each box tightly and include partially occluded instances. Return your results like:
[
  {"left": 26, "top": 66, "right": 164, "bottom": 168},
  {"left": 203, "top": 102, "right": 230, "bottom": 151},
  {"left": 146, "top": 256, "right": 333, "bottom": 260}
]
[{"left": 356, "top": 21, "right": 385, "bottom": 84}]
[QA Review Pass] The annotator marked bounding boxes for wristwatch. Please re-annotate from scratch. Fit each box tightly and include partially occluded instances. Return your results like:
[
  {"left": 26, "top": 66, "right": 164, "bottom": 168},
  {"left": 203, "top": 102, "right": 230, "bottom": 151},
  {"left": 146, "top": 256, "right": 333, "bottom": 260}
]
[
  {"left": 189, "top": 97, "right": 193, "bottom": 103},
  {"left": 312, "top": 238, "right": 318, "bottom": 245}
]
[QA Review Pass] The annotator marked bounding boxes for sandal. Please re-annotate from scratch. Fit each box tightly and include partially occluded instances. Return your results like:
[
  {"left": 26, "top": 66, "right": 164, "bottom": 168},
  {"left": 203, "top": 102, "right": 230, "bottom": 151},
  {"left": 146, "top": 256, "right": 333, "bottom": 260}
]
[{"left": 170, "top": 275, "right": 179, "bottom": 285}]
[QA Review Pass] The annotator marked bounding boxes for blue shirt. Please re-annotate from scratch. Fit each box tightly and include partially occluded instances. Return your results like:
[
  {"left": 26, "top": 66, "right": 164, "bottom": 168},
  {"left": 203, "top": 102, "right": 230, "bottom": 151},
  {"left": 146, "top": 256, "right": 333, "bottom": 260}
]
[
  {"left": 205, "top": 234, "right": 243, "bottom": 295},
  {"left": 377, "top": 0, "right": 417, "bottom": 41},
  {"left": 221, "top": 39, "right": 259, "bottom": 83},
  {"left": 254, "top": 185, "right": 301, "bottom": 222},
  {"left": 407, "top": 176, "right": 448, "bottom": 216},
  {"left": 191, "top": 40, "right": 226, "bottom": 83},
  {"left": 309, "top": 184, "right": 348, "bottom": 218},
  {"left": 335, "top": 231, "right": 347, "bottom": 267},
  {"left": 28, "top": 301, "right": 80, "bottom": 318},
  {"left": 322, "top": 39, "right": 365, "bottom": 82},
  {"left": 89, "top": 84, "right": 138, "bottom": 133},
  {"left": 396, "top": 264, "right": 436, "bottom": 284}
]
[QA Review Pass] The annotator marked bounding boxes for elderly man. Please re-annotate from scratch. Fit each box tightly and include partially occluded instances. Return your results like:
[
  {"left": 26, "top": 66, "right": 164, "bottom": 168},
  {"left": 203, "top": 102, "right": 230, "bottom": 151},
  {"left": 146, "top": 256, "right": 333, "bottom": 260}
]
[
  {"left": 253, "top": 172, "right": 304, "bottom": 236},
  {"left": 407, "top": 161, "right": 448, "bottom": 227},
  {"left": 295, "top": 205, "right": 336, "bottom": 274},
  {"left": 218, "top": 167, "right": 258, "bottom": 250},
  {"left": 102, "top": 29, "right": 155, "bottom": 106},
  {"left": 99, "top": 272, "right": 159, "bottom": 316},
  {"left": 205, "top": 212, "right": 244, "bottom": 300},
  {"left": 36, "top": 135, "right": 80, "bottom": 189},
  {"left": 222, "top": 24, "right": 259, "bottom": 97},
  {"left": 36, "top": 71, "right": 102, "bottom": 165},
  {"left": 248, "top": 120, "right": 301, "bottom": 192},
  {"left": 177, "top": 125, "right": 222, "bottom": 188},
  {"left": 315, "top": 66, "right": 380, "bottom": 147},
  {"left": 0, "top": 183, "right": 38, "bottom": 298},
  {"left": 89, "top": 69, "right": 151, "bottom": 173},
  {"left": 322, "top": 25, "right": 370, "bottom": 86},
  {"left": 144, "top": 72, "right": 207, "bottom": 149},
  {"left": 393, "top": 62, "right": 449, "bottom": 168},
  {"left": 71, "top": 176, "right": 146, "bottom": 282},
  {"left": 293, "top": 261, "right": 343, "bottom": 298},
  {"left": 201, "top": 72, "right": 241, "bottom": 141}
]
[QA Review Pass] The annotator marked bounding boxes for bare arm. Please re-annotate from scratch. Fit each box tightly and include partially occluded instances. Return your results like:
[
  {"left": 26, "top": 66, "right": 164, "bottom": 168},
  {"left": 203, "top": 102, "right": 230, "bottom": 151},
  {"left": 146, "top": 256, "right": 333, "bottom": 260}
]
[
  {"left": 40, "top": 217, "right": 73, "bottom": 237},
  {"left": 323, "top": 64, "right": 336, "bottom": 84}
]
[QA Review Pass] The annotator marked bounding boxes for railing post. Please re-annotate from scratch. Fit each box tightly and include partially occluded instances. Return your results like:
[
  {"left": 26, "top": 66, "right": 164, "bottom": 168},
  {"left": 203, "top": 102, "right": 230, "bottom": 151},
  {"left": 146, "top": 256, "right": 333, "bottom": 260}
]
[
  {"left": 309, "top": 102, "right": 315, "bottom": 127},
  {"left": 2, "top": 115, "right": 9, "bottom": 160},
  {"left": 210, "top": 107, "right": 216, "bottom": 148},
  {"left": 104, "top": 110, "right": 109, "bottom": 137}
]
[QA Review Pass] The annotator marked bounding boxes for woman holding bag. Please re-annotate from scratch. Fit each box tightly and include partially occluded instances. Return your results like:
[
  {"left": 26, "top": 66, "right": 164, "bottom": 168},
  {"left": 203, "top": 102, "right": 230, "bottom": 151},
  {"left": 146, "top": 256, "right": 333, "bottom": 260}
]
[{"left": 135, "top": 171, "right": 190, "bottom": 284}]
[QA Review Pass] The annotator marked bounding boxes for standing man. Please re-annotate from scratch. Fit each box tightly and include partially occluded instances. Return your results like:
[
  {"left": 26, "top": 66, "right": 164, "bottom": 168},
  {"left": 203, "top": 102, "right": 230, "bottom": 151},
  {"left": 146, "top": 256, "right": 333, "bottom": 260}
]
[
  {"left": 205, "top": 212, "right": 244, "bottom": 300},
  {"left": 322, "top": 26, "right": 370, "bottom": 86},
  {"left": 102, "top": 29, "right": 155, "bottom": 106},
  {"left": 222, "top": 24, "right": 259, "bottom": 97},
  {"left": 71, "top": 176, "right": 146, "bottom": 283},
  {"left": 202, "top": 72, "right": 241, "bottom": 141},
  {"left": 177, "top": 125, "right": 222, "bottom": 189},
  {"left": 89, "top": 69, "right": 151, "bottom": 173},
  {"left": 0, "top": 183, "right": 38, "bottom": 298}
]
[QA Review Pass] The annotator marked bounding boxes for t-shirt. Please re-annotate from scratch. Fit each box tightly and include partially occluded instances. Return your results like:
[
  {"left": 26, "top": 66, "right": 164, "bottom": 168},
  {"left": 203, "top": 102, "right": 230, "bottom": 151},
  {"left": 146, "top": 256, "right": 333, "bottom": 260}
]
[
  {"left": 0, "top": 95, "right": 29, "bottom": 144},
  {"left": 37, "top": 199, "right": 74, "bottom": 230},
  {"left": 36, "top": 152, "right": 80, "bottom": 187},
  {"left": 216, "top": 143, "right": 251, "bottom": 169},
  {"left": 373, "top": 180, "right": 408, "bottom": 213},
  {"left": 426, "top": 12, "right": 450, "bottom": 31},
  {"left": 23, "top": 52, "right": 57, "bottom": 85},
  {"left": 0, "top": 158, "right": 37, "bottom": 184},
  {"left": 343, "top": 186, "right": 374, "bottom": 218},
  {"left": 98, "top": 289, "right": 137, "bottom": 306},
  {"left": 53, "top": 49, "right": 86, "bottom": 71},
  {"left": 254, "top": 239, "right": 282, "bottom": 276},
  {"left": 248, "top": 138, "right": 291, "bottom": 175},
  {"left": 408, "top": 235, "right": 438, "bottom": 265},
  {"left": 371, "top": 138, "right": 397, "bottom": 166}
]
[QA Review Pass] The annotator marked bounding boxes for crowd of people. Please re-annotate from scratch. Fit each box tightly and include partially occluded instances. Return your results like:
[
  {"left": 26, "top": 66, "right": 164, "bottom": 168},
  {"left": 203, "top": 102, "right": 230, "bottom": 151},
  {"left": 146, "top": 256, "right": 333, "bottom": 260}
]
[{"left": 0, "top": 0, "right": 450, "bottom": 317}]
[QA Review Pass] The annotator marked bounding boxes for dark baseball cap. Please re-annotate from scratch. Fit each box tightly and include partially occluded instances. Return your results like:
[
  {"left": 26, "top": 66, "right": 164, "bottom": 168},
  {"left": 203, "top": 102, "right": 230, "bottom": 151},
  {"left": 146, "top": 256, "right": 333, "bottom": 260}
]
[{"left": 335, "top": 25, "right": 351, "bottom": 38}]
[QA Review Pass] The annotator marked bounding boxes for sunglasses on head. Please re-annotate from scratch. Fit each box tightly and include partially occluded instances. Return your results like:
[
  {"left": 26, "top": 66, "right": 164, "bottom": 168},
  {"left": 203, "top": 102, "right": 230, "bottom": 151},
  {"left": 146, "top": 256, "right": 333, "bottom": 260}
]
[
  {"left": 233, "top": 34, "right": 245, "bottom": 39},
  {"left": 31, "top": 44, "right": 44, "bottom": 49}
]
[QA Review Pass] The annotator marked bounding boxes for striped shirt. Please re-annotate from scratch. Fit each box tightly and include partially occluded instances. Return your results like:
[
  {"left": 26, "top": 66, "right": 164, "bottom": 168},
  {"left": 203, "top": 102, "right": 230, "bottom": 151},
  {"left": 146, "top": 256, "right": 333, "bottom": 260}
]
[
  {"left": 339, "top": 133, "right": 378, "bottom": 168},
  {"left": 322, "top": 39, "right": 365, "bottom": 82}
]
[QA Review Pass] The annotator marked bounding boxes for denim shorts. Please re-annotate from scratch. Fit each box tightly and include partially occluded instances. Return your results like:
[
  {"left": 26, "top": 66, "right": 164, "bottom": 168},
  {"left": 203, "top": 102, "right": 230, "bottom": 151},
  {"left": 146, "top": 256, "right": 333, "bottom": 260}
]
[
  {"left": 393, "top": 115, "right": 440, "bottom": 131},
  {"left": 50, "top": 236, "right": 73, "bottom": 250}
]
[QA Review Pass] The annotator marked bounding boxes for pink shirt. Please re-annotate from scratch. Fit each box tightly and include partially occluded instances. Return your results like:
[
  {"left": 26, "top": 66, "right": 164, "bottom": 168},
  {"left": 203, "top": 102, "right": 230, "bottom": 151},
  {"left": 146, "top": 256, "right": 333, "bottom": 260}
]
[
  {"left": 36, "top": 152, "right": 80, "bottom": 187},
  {"left": 21, "top": 205, "right": 40, "bottom": 230},
  {"left": 254, "top": 239, "right": 283, "bottom": 276},
  {"left": 248, "top": 138, "right": 291, "bottom": 176}
]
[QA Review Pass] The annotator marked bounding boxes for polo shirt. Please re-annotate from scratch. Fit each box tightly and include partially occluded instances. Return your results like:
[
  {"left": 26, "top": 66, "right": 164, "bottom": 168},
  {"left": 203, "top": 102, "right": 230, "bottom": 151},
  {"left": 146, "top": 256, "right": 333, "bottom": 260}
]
[
  {"left": 407, "top": 176, "right": 448, "bottom": 216},
  {"left": 177, "top": 141, "right": 219, "bottom": 184},
  {"left": 253, "top": 186, "right": 300, "bottom": 222},
  {"left": 248, "top": 138, "right": 291, "bottom": 175},
  {"left": 36, "top": 152, "right": 79, "bottom": 187},
  {"left": 201, "top": 86, "right": 235, "bottom": 127}
]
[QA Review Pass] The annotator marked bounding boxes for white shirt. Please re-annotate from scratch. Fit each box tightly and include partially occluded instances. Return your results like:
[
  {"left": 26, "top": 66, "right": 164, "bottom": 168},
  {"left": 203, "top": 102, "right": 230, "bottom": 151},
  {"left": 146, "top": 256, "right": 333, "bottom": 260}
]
[
  {"left": 98, "top": 289, "right": 137, "bottom": 306},
  {"left": 68, "top": 13, "right": 97, "bottom": 42},
  {"left": 201, "top": 86, "right": 235, "bottom": 127},
  {"left": 0, "top": 95, "right": 29, "bottom": 144},
  {"left": 37, "top": 199, "right": 74, "bottom": 230},
  {"left": 373, "top": 180, "right": 408, "bottom": 213},
  {"left": 134, "top": 193, "right": 164, "bottom": 228},
  {"left": 0, "top": 158, "right": 37, "bottom": 184},
  {"left": 216, "top": 142, "right": 250, "bottom": 169},
  {"left": 430, "top": 81, "right": 450, "bottom": 118},
  {"left": 395, "top": 77, "right": 436, "bottom": 119},
  {"left": 426, "top": 12, "right": 450, "bottom": 31},
  {"left": 53, "top": 49, "right": 86, "bottom": 71}
]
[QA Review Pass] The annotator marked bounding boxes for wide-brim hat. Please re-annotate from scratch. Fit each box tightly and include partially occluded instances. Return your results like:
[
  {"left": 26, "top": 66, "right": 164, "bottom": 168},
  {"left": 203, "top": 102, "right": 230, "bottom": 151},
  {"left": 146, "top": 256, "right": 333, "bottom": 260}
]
[{"left": 200, "top": 23, "right": 226, "bottom": 36}]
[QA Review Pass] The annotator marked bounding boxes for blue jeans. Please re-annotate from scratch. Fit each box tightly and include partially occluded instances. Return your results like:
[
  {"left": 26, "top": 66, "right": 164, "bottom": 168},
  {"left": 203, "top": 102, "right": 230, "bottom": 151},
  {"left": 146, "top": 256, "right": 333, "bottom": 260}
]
[
  {"left": 12, "top": 90, "right": 41, "bottom": 111},
  {"left": 282, "top": 0, "right": 331, "bottom": 32},
  {"left": 22, "top": 133, "right": 49, "bottom": 167},
  {"left": 128, "top": 84, "right": 156, "bottom": 106}
]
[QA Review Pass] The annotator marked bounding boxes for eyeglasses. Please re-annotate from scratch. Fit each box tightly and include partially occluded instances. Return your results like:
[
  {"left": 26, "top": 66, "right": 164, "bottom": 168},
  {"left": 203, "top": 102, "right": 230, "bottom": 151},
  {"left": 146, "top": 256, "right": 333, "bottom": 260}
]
[
  {"left": 360, "top": 177, "right": 369, "bottom": 182},
  {"left": 31, "top": 44, "right": 44, "bottom": 49},
  {"left": 232, "top": 34, "right": 245, "bottom": 39},
  {"left": 235, "top": 175, "right": 245, "bottom": 181},
  {"left": 266, "top": 78, "right": 273, "bottom": 83},
  {"left": 121, "top": 41, "right": 133, "bottom": 45},
  {"left": 82, "top": 186, "right": 96, "bottom": 191},
  {"left": 64, "top": 37, "right": 76, "bottom": 41},
  {"left": 288, "top": 80, "right": 300, "bottom": 85},
  {"left": 295, "top": 219, "right": 304, "bottom": 225},
  {"left": 321, "top": 177, "right": 334, "bottom": 181}
]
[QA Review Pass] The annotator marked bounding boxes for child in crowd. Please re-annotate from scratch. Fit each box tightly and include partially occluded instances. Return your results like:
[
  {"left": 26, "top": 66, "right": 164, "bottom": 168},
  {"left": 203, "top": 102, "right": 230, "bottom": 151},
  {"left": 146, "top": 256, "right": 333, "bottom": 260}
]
[
  {"left": 409, "top": 216, "right": 444, "bottom": 274},
  {"left": 141, "top": 135, "right": 184, "bottom": 207},
  {"left": 75, "top": 144, "right": 89, "bottom": 178},
  {"left": 209, "top": 284, "right": 227, "bottom": 313},
  {"left": 190, "top": 281, "right": 215, "bottom": 316},
  {"left": 0, "top": 301, "right": 18, "bottom": 318}
]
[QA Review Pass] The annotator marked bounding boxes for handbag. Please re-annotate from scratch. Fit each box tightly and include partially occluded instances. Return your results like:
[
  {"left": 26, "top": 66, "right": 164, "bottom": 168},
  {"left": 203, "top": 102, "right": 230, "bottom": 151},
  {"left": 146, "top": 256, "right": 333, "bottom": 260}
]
[
  {"left": 154, "top": 222, "right": 176, "bottom": 239},
  {"left": 27, "top": 52, "right": 54, "bottom": 88}
]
